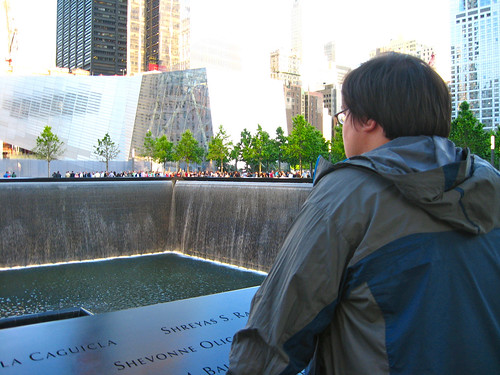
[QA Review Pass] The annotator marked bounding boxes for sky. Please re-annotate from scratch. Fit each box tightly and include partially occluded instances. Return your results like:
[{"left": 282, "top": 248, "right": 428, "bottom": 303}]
[{"left": 3, "top": 0, "right": 451, "bottom": 80}]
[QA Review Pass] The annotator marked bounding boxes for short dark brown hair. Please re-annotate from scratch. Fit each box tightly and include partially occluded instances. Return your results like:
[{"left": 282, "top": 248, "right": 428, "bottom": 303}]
[{"left": 341, "top": 52, "right": 451, "bottom": 139}]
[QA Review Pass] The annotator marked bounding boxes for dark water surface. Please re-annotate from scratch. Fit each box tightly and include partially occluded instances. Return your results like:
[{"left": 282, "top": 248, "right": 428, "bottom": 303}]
[{"left": 0, "top": 252, "right": 266, "bottom": 319}]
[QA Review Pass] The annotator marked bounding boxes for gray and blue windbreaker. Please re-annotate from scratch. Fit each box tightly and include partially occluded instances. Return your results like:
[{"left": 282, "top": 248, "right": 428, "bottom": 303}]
[{"left": 228, "top": 136, "right": 500, "bottom": 375}]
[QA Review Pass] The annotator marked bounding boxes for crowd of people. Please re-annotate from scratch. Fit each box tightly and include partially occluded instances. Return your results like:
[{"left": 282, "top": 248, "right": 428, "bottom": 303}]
[
  {"left": 1, "top": 169, "right": 311, "bottom": 179},
  {"left": 49, "top": 169, "right": 312, "bottom": 179}
]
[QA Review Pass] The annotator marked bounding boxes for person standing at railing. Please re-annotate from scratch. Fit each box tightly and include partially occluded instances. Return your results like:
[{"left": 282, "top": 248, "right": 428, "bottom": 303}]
[{"left": 228, "top": 53, "right": 500, "bottom": 375}]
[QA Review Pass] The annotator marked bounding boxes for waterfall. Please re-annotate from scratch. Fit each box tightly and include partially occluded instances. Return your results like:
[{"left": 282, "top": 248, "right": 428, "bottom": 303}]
[
  {"left": 0, "top": 180, "right": 311, "bottom": 272},
  {"left": 170, "top": 181, "right": 311, "bottom": 271}
]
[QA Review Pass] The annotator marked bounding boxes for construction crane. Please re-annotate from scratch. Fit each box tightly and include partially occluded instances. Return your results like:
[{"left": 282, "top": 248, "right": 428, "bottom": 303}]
[{"left": 3, "top": 0, "right": 17, "bottom": 72}]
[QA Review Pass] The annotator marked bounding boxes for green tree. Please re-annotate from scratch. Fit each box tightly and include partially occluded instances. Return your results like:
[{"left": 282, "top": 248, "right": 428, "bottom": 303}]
[
  {"left": 330, "top": 125, "right": 346, "bottom": 163},
  {"left": 250, "top": 125, "right": 272, "bottom": 174},
  {"left": 239, "top": 128, "right": 255, "bottom": 171},
  {"left": 93, "top": 133, "right": 119, "bottom": 172},
  {"left": 263, "top": 134, "right": 280, "bottom": 173},
  {"left": 141, "top": 130, "right": 156, "bottom": 171},
  {"left": 230, "top": 141, "right": 243, "bottom": 171},
  {"left": 174, "top": 130, "right": 204, "bottom": 172},
  {"left": 274, "top": 126, "right": 287, "bottom": 172},
  {"left": 303, "top": 124, "right": 329, "bottom": 173},
  {"left": 154, "top": 135, "right": 175, "bottom": 171},
  {"left": 449, "top": 102, "right": 490, "bottom": 159},
  {"left": 283, "top": 115, "right": 329, "bottom": 175},
  {"left": 207, "top": 125, "right": 232, "bottom": 173},
  {"left": 262, "top": 127, "right": 281, "bottom": 173},
  {"left": 33, "top": 125, "right": 65, "bottom": 177},
  {"left": 283, "top": 115, "right": 307, "bottom": 172},
  {"left": 282, "top": 116, "right": 307, "bottom": 173}
]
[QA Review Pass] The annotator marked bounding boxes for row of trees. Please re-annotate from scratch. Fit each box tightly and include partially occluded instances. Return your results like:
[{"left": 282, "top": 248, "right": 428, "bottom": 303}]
[
  {"left": 32, "top": 115, "right": 335, "bottom": 177},
  {"left": 32, "top": 104, "right": 500, "bottom": 177},
  {"left": 141, "top": 129, "right": 204, "bottom": 173},
  {"left": 33, "top": 127, "right": 119, "bottom": 177},
  {"left": 141, "top": 115, "right": 333, "bottom": 175}
]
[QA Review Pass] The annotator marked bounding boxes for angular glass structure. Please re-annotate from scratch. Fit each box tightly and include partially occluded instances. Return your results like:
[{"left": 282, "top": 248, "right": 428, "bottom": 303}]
[
  {"left": 130, "top": 68, "right": 212, "bottom": 156},
  {"left": 450, "top": 0, "right": 500, "bottom": 130}
]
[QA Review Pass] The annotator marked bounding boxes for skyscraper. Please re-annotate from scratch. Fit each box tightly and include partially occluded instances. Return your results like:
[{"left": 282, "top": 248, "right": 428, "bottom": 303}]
[
  {"left": 127, "top": 0, "right": 145, "bottom": 75},
  {"left": 144, "top": 0, "right": 180, "bottom": 71},
  {"left": 56, "top": 0, "right": 128, "bottom": 76},
  {"left": 127, "top": 0, "right": 189, "bottom": 74},
  {"left": 450, "top": 0, "right": 500, "bottom": 131}
]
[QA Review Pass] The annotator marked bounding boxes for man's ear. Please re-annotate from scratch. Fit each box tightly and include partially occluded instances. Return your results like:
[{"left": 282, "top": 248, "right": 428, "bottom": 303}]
[
  {"left": 362, "top": 118, "right": 390, "bottom": 149},
  {"left": 362, "top": 118, "right": 379, "bottom": 132}
]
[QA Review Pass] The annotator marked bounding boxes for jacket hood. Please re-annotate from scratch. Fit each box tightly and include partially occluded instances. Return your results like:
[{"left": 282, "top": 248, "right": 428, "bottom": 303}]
[{"left": 315, "top": 136, "right": 500, "bottom": 234}]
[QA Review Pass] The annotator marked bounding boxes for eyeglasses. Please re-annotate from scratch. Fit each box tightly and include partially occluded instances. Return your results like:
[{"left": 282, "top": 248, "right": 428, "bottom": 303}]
[{"left": 334, "top": 108, "right": 348, "bottom": 125}]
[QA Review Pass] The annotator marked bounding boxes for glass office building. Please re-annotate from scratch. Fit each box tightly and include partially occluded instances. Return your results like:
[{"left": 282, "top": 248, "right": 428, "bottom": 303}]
[
  {"left": 56, "top": 0, "right": 128, "bottom": 76},
  {"left": 450, "top": 0, "right": 500, "bottom": 131}
]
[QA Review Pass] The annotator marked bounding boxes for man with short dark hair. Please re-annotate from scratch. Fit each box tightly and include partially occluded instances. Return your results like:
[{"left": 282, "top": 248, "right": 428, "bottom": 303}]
[{"left": 228, "top": 53, "right": 500, "bottom": 374}]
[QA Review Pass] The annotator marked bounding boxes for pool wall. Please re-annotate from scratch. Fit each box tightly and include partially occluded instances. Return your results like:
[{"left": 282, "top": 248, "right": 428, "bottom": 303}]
[{"left": 0, "top": 180, "right": 311, "bottom": 272}]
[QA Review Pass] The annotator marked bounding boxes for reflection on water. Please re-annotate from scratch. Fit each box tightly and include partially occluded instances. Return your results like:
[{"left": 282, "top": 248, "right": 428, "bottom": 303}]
[{"left": 0, "top": 252, "right": 266, "bottom": 319}]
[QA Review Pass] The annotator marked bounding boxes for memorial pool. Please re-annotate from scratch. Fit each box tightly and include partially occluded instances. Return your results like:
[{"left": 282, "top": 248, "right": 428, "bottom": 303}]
[{"left": 0, "top": 252, "right": 266, "bottom": 319}]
